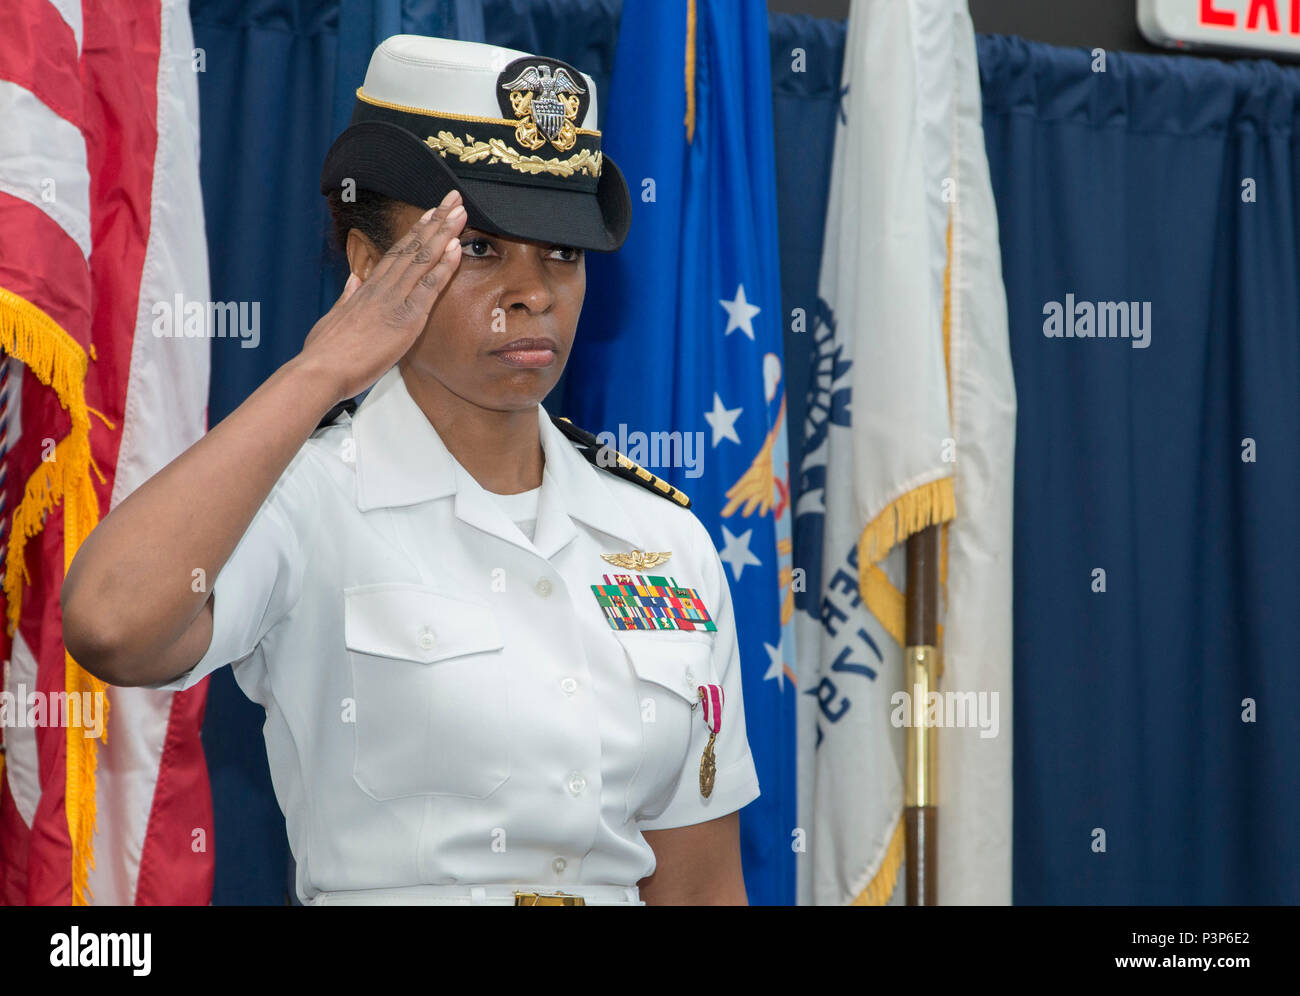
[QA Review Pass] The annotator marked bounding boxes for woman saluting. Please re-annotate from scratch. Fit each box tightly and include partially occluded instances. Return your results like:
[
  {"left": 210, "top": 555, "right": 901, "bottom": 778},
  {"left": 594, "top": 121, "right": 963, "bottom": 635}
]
[{"left": 62, "top": 35, "right": 759, "bottom": 906}]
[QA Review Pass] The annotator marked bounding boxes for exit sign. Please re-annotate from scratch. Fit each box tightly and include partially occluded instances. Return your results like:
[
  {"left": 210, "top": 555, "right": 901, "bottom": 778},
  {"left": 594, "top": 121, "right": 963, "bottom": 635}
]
[{"left": 1139, "top": 0, "right": 1300, "bottom": 58}]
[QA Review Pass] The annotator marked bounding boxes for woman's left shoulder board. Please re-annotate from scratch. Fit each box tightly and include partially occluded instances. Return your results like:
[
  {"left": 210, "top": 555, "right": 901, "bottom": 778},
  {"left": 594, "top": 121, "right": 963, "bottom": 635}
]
[{"left": 551, "top": 415, "right": 691, "bottom": 510}]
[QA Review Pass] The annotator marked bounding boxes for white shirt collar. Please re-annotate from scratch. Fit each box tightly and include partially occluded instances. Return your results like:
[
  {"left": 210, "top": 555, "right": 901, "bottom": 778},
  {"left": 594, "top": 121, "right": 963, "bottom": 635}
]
[{"left": 350, "top": 365, "right": 644, "bottom": 555}]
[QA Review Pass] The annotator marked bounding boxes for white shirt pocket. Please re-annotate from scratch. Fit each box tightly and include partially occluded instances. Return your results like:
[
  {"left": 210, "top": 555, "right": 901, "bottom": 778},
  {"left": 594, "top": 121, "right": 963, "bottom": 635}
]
[
  {"left": 620, "top": 635, "right": 716, "bottom": 822},
  {"left": 344, "top": 583, "right": 509, "bottom": 800}
]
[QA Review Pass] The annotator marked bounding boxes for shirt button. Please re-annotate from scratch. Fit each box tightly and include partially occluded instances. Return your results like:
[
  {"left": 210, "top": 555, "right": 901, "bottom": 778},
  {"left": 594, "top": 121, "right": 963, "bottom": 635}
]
[
  {"left": 560, "top": 677, "right": 578, "bottom": 695},
  {"left": 418, "top": 629, "right": 436, "bottom": 650},
  {"left": 566, "top": 771, "right": 587, "bottom": 796},
  {"left": 535, "top": 578, "right": 554, "bottom": 598},
  {"left": 552, "top": 857, "right": 567, "bottom": 875}
]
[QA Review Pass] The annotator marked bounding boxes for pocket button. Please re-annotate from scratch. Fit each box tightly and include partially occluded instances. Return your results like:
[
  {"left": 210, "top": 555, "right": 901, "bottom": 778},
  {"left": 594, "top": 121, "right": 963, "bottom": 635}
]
[{"left": 418, "top": 628, "right": 436, "bottom": 651}]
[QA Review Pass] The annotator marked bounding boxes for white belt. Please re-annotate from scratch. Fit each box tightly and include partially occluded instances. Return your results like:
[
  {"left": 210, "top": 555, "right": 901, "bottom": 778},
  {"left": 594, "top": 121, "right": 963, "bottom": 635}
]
[{"left": 307, "top": 883, "right": 643, "bottom": 906}]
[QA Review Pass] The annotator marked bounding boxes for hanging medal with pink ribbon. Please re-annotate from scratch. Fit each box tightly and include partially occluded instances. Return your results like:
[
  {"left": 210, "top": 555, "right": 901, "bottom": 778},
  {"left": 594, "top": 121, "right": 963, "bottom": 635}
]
[{"left": 697, "top": 683, "right": 724, "bottom": 798}]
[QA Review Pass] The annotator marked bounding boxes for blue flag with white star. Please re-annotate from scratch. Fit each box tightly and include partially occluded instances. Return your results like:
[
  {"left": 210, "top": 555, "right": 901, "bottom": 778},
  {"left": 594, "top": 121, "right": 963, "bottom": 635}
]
[{"left": 562, "top": 0, "right": 796, "bottom": 905}]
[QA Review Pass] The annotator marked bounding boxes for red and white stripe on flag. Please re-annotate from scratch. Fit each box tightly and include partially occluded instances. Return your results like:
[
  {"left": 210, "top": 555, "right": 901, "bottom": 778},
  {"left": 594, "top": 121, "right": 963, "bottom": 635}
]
[{"left": 0, "top": 0, "right": 212, "bottom": 905}]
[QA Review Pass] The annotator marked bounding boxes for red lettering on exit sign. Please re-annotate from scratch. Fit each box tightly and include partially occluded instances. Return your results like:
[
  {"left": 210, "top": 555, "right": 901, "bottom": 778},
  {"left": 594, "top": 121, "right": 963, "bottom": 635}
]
[
  {"left": 1140, "top": 0, "right": 1300, "bottom": 57},
  {"left": 1200, "top": 0, "right": 1300, "bottom": 33}
]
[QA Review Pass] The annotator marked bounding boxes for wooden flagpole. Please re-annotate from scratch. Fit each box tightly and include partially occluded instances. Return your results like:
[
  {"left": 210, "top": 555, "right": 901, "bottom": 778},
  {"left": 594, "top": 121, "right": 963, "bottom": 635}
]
[{"left": 904, "top": 524, "right": 941, "bottom": 904}]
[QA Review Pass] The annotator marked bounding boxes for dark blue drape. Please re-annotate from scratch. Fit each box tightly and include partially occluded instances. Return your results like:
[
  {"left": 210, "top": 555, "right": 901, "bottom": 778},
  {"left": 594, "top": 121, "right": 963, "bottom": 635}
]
[
  {"left": 979, "top": 35, "right": 1300, "bottom": 904},
  {"left": 766, "top": 13, "right": 844, "bottom": 485}
]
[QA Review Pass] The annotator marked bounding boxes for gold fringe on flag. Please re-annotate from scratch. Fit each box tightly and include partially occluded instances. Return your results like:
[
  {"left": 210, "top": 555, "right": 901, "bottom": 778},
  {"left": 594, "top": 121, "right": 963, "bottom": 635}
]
[
  {"left": 851, "top": 816, "right": 905, "bottom": 906},
  {"left": 855, "top": 475, "right": 956, "bottom": 652},
  {"left": 858, "top": 477, "right": 957, "bottom": 567},
  {"left": 684, "top": 0, "right": 697, "bottom": 143},
  {"left": 0, "top": 286, "right": 107, "bottom": 907}
]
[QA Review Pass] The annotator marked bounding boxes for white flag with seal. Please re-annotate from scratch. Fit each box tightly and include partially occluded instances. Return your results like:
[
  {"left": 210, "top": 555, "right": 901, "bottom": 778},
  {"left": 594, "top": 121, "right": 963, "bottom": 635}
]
[{"left": 795, "top": 0, "right": 1015, "bottom": 906}]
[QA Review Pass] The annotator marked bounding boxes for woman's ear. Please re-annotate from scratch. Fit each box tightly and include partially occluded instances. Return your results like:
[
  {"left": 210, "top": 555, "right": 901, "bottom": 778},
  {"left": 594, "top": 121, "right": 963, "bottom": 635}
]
[{"left": 345, "top": 228, "right": 381, "bottom": 283}]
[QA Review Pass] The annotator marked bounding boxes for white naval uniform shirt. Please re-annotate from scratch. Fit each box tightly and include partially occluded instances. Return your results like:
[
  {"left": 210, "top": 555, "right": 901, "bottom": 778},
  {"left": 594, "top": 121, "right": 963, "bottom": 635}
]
[{"left": 152, "top": 365, "right": 761, "bottom": 903}]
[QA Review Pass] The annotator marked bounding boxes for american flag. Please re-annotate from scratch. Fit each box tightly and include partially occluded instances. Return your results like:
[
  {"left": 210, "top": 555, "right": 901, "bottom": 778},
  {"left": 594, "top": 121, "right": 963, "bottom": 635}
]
[{"left": 0, "top": 0, "right": 211, "bottom": 904}]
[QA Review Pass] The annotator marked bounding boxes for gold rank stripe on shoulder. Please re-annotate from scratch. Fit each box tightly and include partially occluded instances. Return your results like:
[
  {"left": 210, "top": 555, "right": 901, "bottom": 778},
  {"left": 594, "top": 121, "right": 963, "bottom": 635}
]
[
  {"left": 553, "top": 416, "right": 692, "bottom": 509},
  {"left": 614, "top": 449, "right": 678, "bottom": 498}
]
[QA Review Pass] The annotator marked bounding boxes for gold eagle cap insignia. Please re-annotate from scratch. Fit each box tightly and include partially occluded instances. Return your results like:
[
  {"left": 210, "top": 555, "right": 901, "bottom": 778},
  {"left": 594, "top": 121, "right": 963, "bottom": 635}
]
[{"left": 601, "top": 550, "right": 672, "bottom": 571}]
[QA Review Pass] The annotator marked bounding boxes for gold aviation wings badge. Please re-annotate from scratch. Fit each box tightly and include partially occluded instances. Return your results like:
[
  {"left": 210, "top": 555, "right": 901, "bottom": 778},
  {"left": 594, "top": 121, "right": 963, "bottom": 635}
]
[{"left": 600, "top": 550, "right": 672, "bottom": 571}]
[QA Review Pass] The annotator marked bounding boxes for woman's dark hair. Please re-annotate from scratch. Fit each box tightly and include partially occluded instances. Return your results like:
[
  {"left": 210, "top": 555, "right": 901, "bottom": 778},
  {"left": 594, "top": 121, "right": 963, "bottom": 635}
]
[{"left": 324, "top": 187, "right": 404, "bottom": 263}]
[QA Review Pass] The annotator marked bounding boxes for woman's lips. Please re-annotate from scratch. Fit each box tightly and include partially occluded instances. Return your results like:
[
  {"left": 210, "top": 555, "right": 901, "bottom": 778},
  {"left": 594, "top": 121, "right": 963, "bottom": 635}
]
[{"left": 492, "top": 337, "right": 558, "bottom": 368}]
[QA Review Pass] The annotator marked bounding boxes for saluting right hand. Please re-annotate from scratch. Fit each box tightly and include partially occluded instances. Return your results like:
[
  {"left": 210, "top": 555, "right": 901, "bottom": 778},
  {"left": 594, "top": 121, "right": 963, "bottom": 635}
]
[{"left": 301, "top": 188, "right": 467, "bottom": 404}]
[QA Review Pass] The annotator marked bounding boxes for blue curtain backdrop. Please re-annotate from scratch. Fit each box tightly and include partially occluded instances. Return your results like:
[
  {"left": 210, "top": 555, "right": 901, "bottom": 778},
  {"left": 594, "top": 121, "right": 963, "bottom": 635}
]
[
  {"left": 189, "top": 0, "right": 1300, "bottom": 905},
  {"left": 978, "top": 35, "right": 1300, "bottom": 905}
]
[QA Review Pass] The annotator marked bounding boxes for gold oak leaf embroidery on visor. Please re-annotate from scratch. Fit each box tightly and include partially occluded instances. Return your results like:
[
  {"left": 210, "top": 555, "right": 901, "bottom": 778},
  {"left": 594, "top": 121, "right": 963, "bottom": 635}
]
[{"left": 424, "top": 131, "right": 603, "bottom": 178}]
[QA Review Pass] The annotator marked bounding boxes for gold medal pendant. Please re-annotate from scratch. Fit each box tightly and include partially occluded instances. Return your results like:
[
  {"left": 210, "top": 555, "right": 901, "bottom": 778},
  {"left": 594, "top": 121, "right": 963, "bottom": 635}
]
[
  {"left": 696, "top": 684, "right": 723, "bottom": 799},
  {"left": 699, "top": 732, "right": 717, "bottom": 798}
]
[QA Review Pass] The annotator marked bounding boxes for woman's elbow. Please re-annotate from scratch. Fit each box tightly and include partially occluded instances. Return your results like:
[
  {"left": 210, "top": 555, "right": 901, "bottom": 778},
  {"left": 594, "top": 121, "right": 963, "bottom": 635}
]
[{"left": 60, "top": 573, "right": 128, "bottom": 684}]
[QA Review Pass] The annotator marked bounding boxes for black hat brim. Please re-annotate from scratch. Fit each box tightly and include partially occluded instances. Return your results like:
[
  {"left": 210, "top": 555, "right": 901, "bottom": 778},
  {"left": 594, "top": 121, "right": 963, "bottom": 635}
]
[{"left": 320, "top": 121, "right": 630, "bottom": 253}]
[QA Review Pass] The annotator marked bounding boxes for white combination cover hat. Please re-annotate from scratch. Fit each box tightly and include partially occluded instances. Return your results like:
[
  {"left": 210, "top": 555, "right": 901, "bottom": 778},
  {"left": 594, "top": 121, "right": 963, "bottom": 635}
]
[{"left": 320, "top": 35, "right": 631, "bottom": 252}]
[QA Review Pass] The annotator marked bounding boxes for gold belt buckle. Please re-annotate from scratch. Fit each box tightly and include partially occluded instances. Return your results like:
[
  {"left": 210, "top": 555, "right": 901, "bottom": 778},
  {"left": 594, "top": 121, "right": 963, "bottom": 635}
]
[{"left": 513, "top": 890, "right": 585, "bottom": 907}]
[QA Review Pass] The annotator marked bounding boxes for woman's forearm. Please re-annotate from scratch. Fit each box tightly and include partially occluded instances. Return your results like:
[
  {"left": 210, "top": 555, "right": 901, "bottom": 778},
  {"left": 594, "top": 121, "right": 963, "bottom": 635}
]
[
  {"left": 62, "top": 197, "right": 466, "bottom": 686},
  {"left": 61, "top": 354, "right": 340, "bottom": 685}
]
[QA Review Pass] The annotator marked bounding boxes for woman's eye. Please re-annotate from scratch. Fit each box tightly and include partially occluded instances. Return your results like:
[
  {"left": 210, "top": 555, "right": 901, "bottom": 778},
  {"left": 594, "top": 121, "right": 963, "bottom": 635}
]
[
  {"left": 550, "top": 246, "right": 582, "bottom": 262},
  {"left": 462, "top": 238, "right": 493, "bottom": 257}
]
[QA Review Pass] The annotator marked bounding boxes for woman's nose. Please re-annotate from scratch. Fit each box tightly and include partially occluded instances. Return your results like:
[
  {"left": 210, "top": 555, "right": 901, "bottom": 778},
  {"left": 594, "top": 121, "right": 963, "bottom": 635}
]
[{"left": 500, "top": 250, "right": 556, "bottom": 314}]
